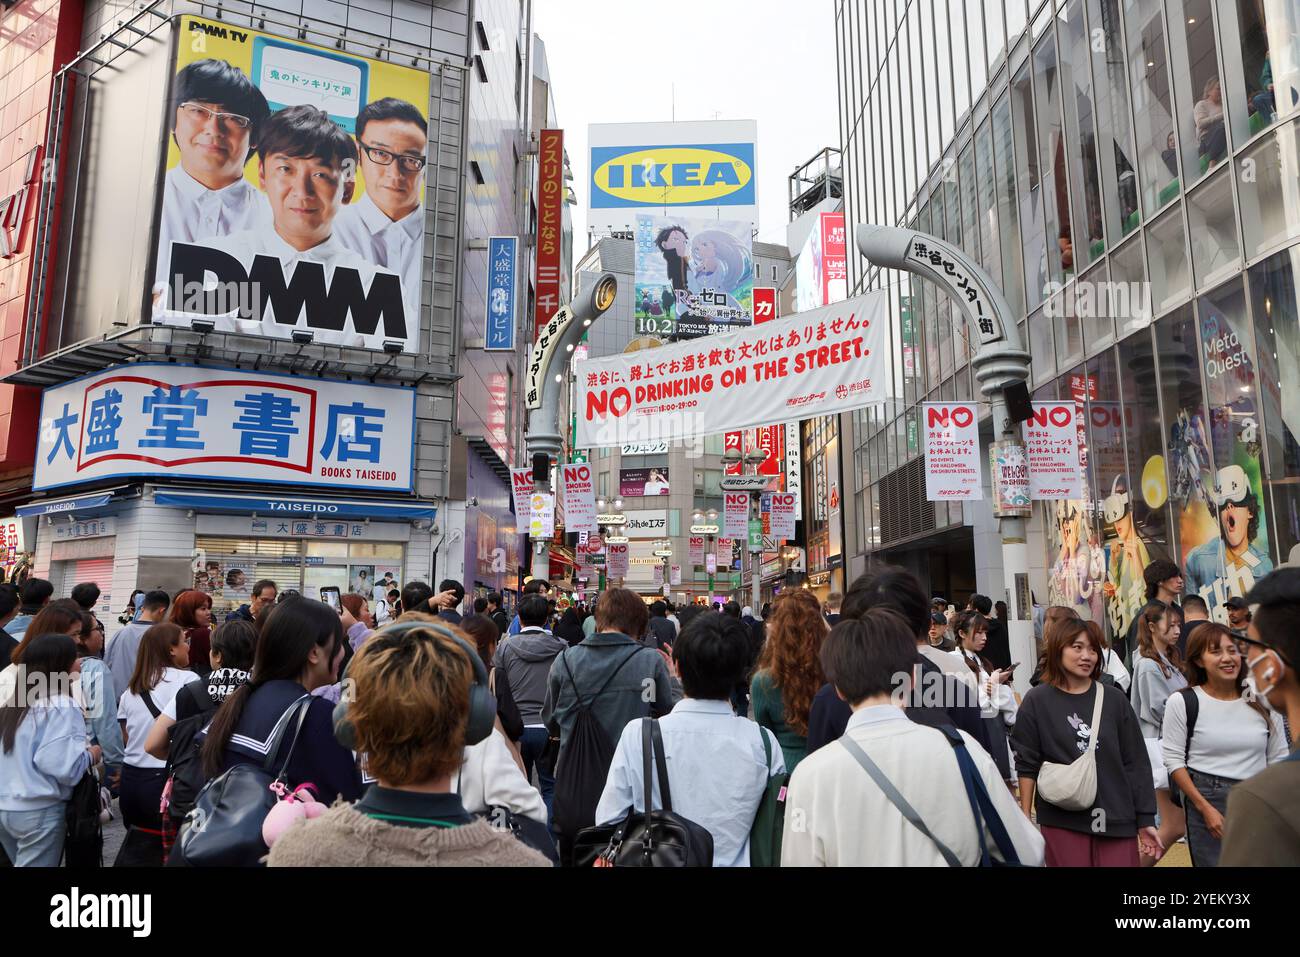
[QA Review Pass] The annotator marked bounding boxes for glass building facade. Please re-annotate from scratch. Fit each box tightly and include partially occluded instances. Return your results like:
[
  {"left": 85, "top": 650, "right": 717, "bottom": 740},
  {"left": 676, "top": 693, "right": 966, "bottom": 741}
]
[{"left": 836, "top": 0, "right": 1300, "bottom": 632}]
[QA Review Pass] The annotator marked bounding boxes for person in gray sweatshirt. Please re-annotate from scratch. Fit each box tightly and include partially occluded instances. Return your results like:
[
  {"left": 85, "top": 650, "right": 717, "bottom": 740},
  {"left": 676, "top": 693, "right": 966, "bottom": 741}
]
[
  {"left": 102, "top": 590, "right": 171, "bottom": 700},
  {"left": 492, "top": 594, "right": 567, "bottom": 825}
]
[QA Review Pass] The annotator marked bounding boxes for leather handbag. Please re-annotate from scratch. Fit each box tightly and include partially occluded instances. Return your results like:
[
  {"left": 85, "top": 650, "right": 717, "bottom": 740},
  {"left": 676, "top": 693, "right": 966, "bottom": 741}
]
[
  {"left": 170, "top": 694, "right": 314, "bottom": 867},
  {"left": 572, "top": 718, "right": 713, "bottom": 867},
  {"left": 1035, "top": 681, "right": 1105, "bottom": 811},
  {"left": 748, "top": 722, "right": 788, "bottom": 868}
]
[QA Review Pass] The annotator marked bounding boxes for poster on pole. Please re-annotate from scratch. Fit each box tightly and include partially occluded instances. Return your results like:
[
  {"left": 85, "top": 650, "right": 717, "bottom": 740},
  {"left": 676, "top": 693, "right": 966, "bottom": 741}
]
[
  {"left": 767, "top": 491, "right": 797, "bottom": 540},
  {"left": 706, "top": 552, "right": 717, "bottom": 574},
  {"left": 510, "top": 468, "right": 534, "bottom": 534},
  {"left": 528, "top": 492, "right": 554, "bottom": 538},
  {"left": 607, "top": 542, "right": 630, "bottom": 578},
  {"left": 560, "top": 463, "right": 599, "bottom": 533},
  {"left": 576, "top": 292, "right": 888, "bottom": 448},
  {"left": 689, "top": 536, "right": 705, "bottom": 565},
  {"left": 922, "top": 403, "right": 982, "bottom": 501},
  {"left": 670, "top": 565, "right": 682, "bottom": 586},
  {"left": 1024, "top": 402, "right": 1083, "bottom": 500},
  {"left": 724, "top": 492, "right": 749, "bottom": 539}
]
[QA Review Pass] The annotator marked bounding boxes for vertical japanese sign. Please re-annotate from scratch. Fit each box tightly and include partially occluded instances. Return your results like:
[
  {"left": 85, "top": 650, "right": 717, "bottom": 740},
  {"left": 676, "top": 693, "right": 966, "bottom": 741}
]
[
  {"left": 529, "top": 492, "right": 555, "bottom": 538},
  {"left": 534, "top": 129, "right": 564, "bottom": 336},
  {"left": 560, "top": 463, "right": 598, "bottom": 534},
  {"left": 34, "top": 363, "right": 414, "bottom": 493},
  {"left": 767, "top": 492, "right": 797, "bottom": 540},
  {"left": 153, "top": 17, "right": 429, "bottom": 352},
  {"left": 785, "top": 420, "right": 802, "bottom": 511},
  {"left": 723, "top": 431, "right": 744, "bottom": 476},
  {"left": 922, "top": 402, "right": 982, "bottom": 501},
  {"left": 821, "top": 212, "right": 847, "bottom": 305},
  {"left": 724, "top": 492, "right": 750, "bottom": 539},
  {"left": 510, "top": 468, "right": 534, "bottom": 534},
  {"left": 1025, "top": 403, "right": 1082, "bottom": 500},
  {"left": 689, "top": 536, "right": 705, "bottom": 565},
  {"left": 607, "top": 542, "right": 630, "bottom": 578},
  {"left": 485, "top": 236, "right": 518, "bottom": 351},
  {"left": 756, "top": 425, "right": 783, "bottom": 477},
  {"left": 753, "top": 287, "right": 777, "bottom": 324}
]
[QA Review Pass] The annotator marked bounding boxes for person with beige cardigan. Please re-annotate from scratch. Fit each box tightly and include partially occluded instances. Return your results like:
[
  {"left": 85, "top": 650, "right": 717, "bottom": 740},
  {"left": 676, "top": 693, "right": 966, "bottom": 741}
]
[{"left": 269, "top": 621, "right": 549, "bottom": 867}]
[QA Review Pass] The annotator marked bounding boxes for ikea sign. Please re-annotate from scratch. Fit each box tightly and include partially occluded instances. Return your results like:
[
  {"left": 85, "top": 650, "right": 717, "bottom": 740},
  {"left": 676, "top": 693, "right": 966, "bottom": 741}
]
[
  {"left": 587, "top": 120, "right": 758, "bottom": 230},
  {"left": 591, "top": 143, "right": 756, "bottom": 209}
]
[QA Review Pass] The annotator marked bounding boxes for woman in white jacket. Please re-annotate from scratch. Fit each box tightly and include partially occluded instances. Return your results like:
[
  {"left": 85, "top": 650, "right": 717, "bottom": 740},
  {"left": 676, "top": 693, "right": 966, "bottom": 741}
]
[
  {"left": 950, "top": 611, "right": 1018, "bottom": 781},
  {"left": 452, "top": 726, "right": 547, "bottom": 825}
]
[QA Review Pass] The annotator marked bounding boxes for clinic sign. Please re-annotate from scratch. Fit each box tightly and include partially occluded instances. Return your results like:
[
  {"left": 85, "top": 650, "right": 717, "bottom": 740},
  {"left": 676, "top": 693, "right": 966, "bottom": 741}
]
[
  {"left": 586, "top": 120, "right": 758, "bottom": 231},
  {"left": 34, "top": 363, "right": 415, "bottom": 494}
]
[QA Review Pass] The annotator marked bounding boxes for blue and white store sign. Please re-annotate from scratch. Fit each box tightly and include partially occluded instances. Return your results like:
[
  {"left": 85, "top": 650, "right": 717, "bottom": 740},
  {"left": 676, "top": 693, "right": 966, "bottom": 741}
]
[
  {"left": 34, "top": 363, "right": 415, "bottom": 494},
  {"left": 485, "top": 236, "right": 518, "bottom": 352}
]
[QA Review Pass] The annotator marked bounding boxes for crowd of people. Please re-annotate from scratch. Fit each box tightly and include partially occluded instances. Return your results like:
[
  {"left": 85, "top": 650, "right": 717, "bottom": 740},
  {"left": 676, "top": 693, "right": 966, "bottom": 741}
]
[{"left": 0, "top": 558, "right": 1295, "bottom": 868}]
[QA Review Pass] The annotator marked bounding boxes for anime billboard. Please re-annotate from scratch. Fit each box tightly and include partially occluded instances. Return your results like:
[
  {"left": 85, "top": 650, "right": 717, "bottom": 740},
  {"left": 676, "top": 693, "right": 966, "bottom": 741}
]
[{"left": 634, "top": 214, "right": 754, "bottom": 341}]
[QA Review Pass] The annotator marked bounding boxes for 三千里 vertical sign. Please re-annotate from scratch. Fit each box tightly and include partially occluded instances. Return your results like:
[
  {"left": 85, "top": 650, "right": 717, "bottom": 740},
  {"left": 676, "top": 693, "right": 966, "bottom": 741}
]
[
  {"left": 485, "top": 236, "right": 518, "bottom": 351},
  {"left": 535, "top": 129, "right": 565, "bottom": 336}
]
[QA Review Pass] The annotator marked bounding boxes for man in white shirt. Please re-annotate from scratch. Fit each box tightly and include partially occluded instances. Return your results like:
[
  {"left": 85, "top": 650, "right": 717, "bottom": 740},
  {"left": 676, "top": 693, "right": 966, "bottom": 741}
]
[
  {"left": 595, "top": 613, "right": 784, "bottom": 867},
  {"left": 154, "top": 59, "right": 271, "bottom": 301},
  {"left": 202, "top": 105, "right": 407, "bottom": 350},
  {"left": 782, "top": 609, "right": 1044, "bottom": 867},
  {"left": 334, "top": 97, "right": 427, "bottom": 325}
]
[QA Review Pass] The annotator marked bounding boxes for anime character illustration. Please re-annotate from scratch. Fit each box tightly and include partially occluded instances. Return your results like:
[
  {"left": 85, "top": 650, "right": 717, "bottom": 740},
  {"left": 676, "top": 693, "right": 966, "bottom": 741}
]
[
  {"left": 685, "top": 229, "right": 752, "bottom": 305},
  {"left": 1048, "top": 499, "right": 1102, "bottom": 621},
  {"left": 1168, "top": 409, "right": 1212, "bottom": 506},
  {"left": 1185, "top": 464, "right": 1275, "bottom": 605},
  {"left": 656, "top": 224, "right": 691, "bottom": 314},
  {"left": 1102, "top": 475, "right": 1151, "bottom": 640}
]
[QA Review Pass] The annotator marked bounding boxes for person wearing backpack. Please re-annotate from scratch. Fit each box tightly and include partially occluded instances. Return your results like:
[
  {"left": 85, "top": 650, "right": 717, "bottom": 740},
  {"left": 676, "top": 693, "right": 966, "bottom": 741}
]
[
  {"left": 0, "top": 633, "right": 100, "bottom": 866},
  {"left": 1162, "top": 623, "right": 1288, "bottom": 866},
  {"left": 142, "top": 620, "right": 255, "bottom": 844},
  {"left": 542, "top": 587, "right": 681, "bottom": 865},
  {"left": 116, "top": 622, "right": 200, "bottom": 863},
  {"left": 199, "top": 598, "right": 363, "bottom": 807},
  {"left": 782, "top": 611, "right": 1042, "bottom": 866},
  {"left": 595, "top": 612, "right": 785, "bottom": 866}
]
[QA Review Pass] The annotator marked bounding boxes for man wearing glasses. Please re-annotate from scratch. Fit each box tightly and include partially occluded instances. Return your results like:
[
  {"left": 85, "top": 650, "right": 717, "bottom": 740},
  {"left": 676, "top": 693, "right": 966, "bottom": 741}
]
[
  {"left": 1219, "top": 566, "right": 1300, "bottom": 865},
  {"left": 155, "top": 59, "right": 271, "bottom": 297},
  {"left": 335, "top": 97, "right": 428, "bottom": 325}
]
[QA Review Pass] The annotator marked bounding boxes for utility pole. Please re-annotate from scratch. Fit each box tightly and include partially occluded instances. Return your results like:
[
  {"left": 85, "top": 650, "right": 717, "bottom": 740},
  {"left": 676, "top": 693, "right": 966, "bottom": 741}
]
[
  {"left": 524, "top": 274, "right": 618, "bottom": 586},
  {"left": 855, "top": 225, "right": 1036, "bottom": 690}
]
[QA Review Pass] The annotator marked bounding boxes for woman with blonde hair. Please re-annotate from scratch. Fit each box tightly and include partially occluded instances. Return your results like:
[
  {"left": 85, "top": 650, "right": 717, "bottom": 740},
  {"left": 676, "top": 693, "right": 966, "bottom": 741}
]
[{"left": 750, "top": 590, "right": 828, "bottom": 773}]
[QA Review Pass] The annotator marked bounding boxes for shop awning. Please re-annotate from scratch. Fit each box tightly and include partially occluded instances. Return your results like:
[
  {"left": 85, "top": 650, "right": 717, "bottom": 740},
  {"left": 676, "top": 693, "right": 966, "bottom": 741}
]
[
  {"left": 150, "top": 489, "right": 438, "bottom": 522},
  {"left": 16, "top": 487, "right": 139, "bottom": 518}
]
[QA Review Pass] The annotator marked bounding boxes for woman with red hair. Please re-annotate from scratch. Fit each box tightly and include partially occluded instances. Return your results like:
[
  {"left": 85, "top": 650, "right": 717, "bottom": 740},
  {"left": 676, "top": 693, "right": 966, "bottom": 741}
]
[
  {"left": 750, "top": 590, "right": 829, "bottom": 773},
  {"left": 169, "top": 590, "right": 213, "bottom": 679}
]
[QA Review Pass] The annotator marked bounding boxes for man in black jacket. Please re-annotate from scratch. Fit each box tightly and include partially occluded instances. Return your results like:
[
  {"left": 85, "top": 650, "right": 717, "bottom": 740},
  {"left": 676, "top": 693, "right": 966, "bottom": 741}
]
[
  {"left": 805, "top": 566, "right": 997, "bottom": 759},
  {"left": 646, "top": 600, "right": 675, "bottom": 649},
  {"left": 486, "top": 591, "right": 509, "bottom": 637},
  {"left": 970, "top": 593, "right": 1011, "bottom": 670}
]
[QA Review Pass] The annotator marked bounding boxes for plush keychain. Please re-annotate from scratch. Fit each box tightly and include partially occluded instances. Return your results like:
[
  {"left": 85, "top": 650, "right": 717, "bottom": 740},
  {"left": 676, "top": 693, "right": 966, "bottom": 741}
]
[{"left": 262, "top": 782, "right": 327, "bottom": 847}]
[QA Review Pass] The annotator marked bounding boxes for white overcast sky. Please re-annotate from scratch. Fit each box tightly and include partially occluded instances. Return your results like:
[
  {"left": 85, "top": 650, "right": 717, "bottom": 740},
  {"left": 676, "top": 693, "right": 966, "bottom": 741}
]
[{"left": 532, "top": 0, "right": 839, "bottom": 251}]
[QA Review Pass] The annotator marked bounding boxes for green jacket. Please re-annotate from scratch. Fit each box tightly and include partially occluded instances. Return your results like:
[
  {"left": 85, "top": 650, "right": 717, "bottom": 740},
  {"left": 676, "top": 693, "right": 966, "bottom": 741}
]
[{"left": 750, "top": 670, "right": 809, "bottom": 773}]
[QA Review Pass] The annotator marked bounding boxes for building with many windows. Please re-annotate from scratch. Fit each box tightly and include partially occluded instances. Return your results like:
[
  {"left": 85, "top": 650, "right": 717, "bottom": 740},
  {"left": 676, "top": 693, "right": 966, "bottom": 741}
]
[{"left": 835, "top": 0, "right": 1300, "bottom": 636}]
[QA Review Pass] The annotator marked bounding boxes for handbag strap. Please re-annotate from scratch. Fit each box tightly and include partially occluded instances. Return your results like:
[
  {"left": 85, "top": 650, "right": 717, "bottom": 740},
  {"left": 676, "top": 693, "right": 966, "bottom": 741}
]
[
  {"left": 1084, "top": 680, "right": 1105, "bottom": 755},
  {"left": 640, "top": 717, "right": 674, "bottom": 821},
  {"left": 266, "top": 694, "right": 315, "bottom": 778},
  {"left": 939, "top": 726, "right": 1021, "bottom": 866},
  {"left": 141, "top": 689, "right": 162, "bottom": 720},
  {"left": 757, "top": 722, "right": 772, "bottom": 775},
  {"left": 839, "top": 734, "right": 961, "bottom": 867}
]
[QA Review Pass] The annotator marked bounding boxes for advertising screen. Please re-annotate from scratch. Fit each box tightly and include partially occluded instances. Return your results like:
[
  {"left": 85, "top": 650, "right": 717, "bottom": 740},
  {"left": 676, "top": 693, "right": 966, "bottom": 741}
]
[
  {"left": 634, "top": 214, "right": 754, "bottom": 340},
  {"left": 152, "top": 17, "right": 430, "bottom": 352}
]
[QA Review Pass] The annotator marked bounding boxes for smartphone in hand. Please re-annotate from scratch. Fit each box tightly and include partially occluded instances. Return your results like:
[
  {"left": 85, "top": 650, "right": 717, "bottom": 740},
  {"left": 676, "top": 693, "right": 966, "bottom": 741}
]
[{"left": 320, "top": 586, "right": 342, "bottom": 613}]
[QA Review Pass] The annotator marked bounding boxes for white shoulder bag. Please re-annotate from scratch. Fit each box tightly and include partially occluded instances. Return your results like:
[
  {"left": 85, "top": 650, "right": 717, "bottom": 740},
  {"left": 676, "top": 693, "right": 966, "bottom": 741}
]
[{"left": 1035, "top": 682, "right": 1105, "bottom": 811}]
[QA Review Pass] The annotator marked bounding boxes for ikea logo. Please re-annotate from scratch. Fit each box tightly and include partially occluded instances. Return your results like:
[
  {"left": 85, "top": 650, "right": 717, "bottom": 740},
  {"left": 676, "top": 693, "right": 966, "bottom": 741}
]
[{"left": 590, "top": 143, "right": 756, "bottom": 210}]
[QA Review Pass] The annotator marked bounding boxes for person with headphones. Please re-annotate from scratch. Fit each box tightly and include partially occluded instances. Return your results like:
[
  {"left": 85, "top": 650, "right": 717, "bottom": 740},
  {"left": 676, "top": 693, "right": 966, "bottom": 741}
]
[{"left": 268, "top": 618, "right": 550, "bottom": 866}]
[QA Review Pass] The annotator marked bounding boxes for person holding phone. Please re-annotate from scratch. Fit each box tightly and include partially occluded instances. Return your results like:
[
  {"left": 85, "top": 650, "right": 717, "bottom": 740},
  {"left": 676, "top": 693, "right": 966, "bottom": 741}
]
[{"left": 949, "top": 610, "right": 1018, "bottom": 783}]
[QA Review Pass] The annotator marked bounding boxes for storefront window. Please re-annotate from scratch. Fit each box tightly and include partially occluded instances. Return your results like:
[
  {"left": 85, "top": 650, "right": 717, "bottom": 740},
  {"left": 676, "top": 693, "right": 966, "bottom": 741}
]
[
  {"left": 1089, "top": 0, "right": 1142, "bottom": 240},
  {"left": 1167, "top": 0, "right": 1227, "bottom": 186},
  {"left": 1197, "top": 279, "right": 1275, "bottom": 607},
  {"left": 1248, "top": 244, "right": 1300, "bottom": 563},
  {"left": 974, "top": 118, "right": 1003, "bottom": 284},
  {"left": 1059, "top": 0, "right": 1106, "bottom": 268},
  {"left": 1012, "top": 60, "right": 1048, "bottom": 308},
  {"left": 991, "top": 94, "right": 1026, "bottom": 319},
  {"left": 1034, "top": 31, "right": 1073, "bottom": 284},
  {"left": 1052, "top": 282, "right": 1085, "bottom": 369},
  {"left": 1124, "top": 0, "right": 1181, "bottom": 215},
  {"left": 1186, "top": 167, "right": 1240, "bottom": 289},
  {"left": 1110, "top": 233, "right": 1151, "bottom": 336},
  {"left": 1235, "top": 117, "right": 1300, "bottom": 259},
  {"left": 1146, "top": 203, "right": 1192, "bottom": 313},
  {"left": 1029, "top": 305, "right": 1055, "bottom": 385},
  {"left": 1218, "top": 0, "right": 1300, "bottom": 145},
  {"left": 1116, "top": 327, "right": 1172, "bottom": 563},
  {"left": 1079, "top": 259, "right": 1116, "bottom": 350}
]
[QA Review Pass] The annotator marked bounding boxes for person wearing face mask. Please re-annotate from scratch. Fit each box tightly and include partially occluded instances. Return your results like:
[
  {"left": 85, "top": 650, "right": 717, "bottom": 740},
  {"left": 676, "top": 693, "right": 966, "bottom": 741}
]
[
  {"left": 1162, "top": 623, "right": 1288, "bottom": 867},
  {"left": 199, "top": 597, "right": 363, "bottom": 806},
  {"left": 1013, "top": 617, "right": 1159, "bottom": 866},
  {"left": 1220, "top": 568, "right": 1300, "bottom": 865}
]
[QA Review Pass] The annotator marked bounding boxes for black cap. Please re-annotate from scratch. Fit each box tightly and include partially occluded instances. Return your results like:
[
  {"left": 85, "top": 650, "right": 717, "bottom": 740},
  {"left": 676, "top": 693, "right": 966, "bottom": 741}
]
[{"left": 1225, "top": 596, "right": 1249, "bottom": 609}]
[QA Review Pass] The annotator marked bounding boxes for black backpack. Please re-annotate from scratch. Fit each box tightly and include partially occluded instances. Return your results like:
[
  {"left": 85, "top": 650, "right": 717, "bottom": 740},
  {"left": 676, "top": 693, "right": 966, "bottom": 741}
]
[
  {"left": 551, "top": 647, "right": 644, "bottom": 840},
  {"left": 165, "top": 684, "right": 220, "bottom": 820},
  {"left": 170, "top": 694, "right": 313, "bottom": 867}
]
